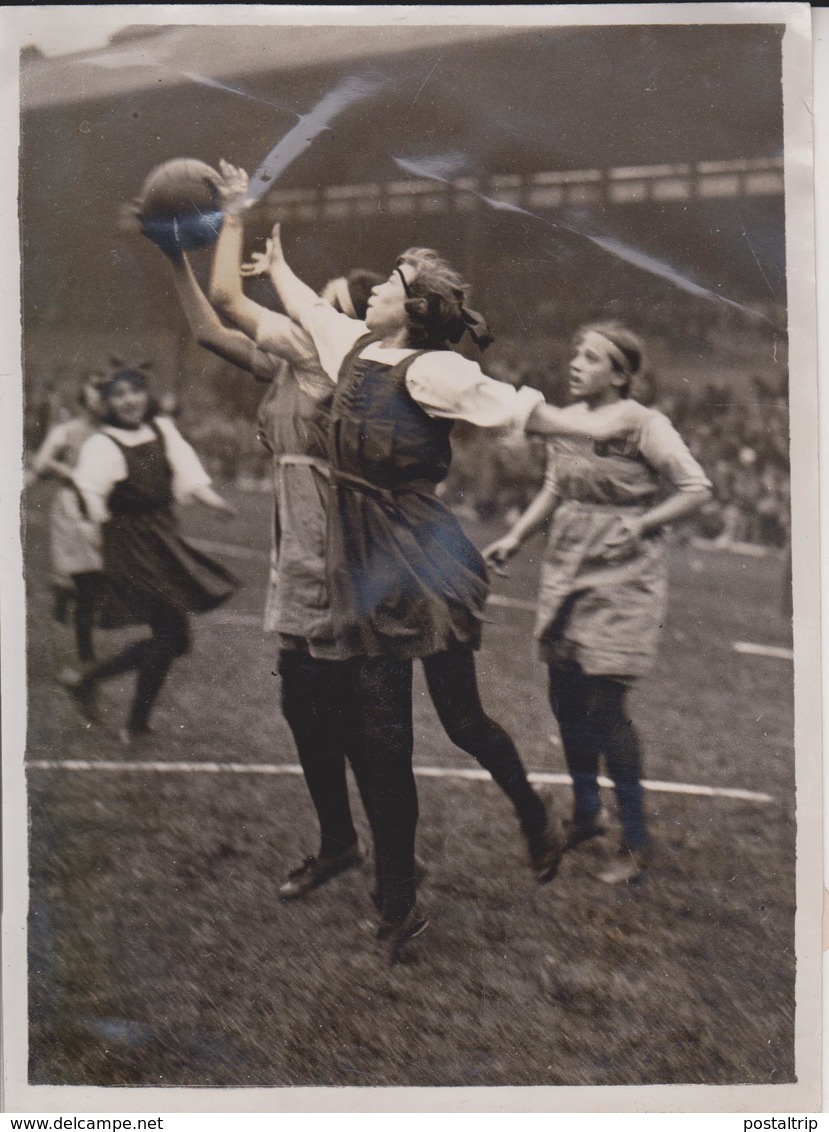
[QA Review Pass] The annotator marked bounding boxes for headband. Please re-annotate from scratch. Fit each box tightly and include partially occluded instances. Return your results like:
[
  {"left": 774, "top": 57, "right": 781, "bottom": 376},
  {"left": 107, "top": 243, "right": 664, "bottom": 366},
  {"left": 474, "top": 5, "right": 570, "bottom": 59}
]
[
  {"left": 395, "top": 266, "right": 415, "bottom": 297},
  {"left": 591, "top": 333, "right": 635, "bottom": 375}
]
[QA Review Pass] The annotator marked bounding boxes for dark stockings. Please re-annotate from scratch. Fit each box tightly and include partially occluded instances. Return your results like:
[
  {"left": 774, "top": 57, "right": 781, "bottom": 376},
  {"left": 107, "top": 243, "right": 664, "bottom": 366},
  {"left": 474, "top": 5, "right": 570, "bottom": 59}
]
[
  {"left": 422, "top": 647, "right": 546, "bottom": 844},
  {"left": 82, "top": 605, "right": 190, "bottom": 734},
  {"left": 278, "top": 649, "right": 374, "bottom": 860},
  {"left": 547, "top": 661, "right": 648, "bottom": 850},
  {"left": 351, "top": 657, "right": 417, "bottom": 927},
  {"left": 72, "top": 571, "right": 102, "bottom": 664},
  {"left": 351, "top": 646, "right": 547, "bottom": 927}
]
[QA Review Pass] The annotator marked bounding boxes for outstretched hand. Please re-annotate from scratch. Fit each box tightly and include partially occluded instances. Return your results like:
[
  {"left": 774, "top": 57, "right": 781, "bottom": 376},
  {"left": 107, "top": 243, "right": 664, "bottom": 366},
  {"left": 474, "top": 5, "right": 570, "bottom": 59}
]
[
  {"left": 216, "top": 159, "right": 250, "bottom": 216},
  {"left": 602, "top": 514, "right": 645, "bottom": 562},
  {"left": 241, "top": 222, "right": 284, "bottom": 278},
  {"left": 482, "top": 533, "right": 520, "bottom": 576}
]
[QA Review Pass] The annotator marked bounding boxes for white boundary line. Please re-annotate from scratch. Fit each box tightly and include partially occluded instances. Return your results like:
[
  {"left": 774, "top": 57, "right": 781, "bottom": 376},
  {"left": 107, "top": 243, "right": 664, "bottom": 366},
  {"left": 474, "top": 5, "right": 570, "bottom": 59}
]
[
  {"left": 25, "top": 759, "right": 774, "bottom": 804},
  {"left": 733, "top": 641, "right": 794, "bottom": 661}
]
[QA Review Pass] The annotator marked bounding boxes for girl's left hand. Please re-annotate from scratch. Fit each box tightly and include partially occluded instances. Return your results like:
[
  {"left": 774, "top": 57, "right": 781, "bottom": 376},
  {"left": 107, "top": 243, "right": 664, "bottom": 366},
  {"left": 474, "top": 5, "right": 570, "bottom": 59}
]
[
  {"left": 603, "top": 515, "right": 645, "bottom": 562},
  {"left": 240, "top": 238, "right": 274, "bottom": 277},
  {"left": 241, "top": 223, "right": 284, "bottom": 278}
]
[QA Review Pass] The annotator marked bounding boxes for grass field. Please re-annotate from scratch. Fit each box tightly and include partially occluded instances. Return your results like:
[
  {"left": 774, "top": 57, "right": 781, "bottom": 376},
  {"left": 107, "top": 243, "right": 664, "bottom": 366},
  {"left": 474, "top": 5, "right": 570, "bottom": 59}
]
[{"left": 24, "top": 483, "right": 796, "bottom": 1089}]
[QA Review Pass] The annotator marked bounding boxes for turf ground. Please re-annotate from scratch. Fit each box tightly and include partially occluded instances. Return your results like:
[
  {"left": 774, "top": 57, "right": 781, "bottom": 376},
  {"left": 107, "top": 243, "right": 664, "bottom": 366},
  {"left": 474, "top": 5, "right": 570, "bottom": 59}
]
[{"left": 24, "top": 483, "right": 795, "bottom": 1088}]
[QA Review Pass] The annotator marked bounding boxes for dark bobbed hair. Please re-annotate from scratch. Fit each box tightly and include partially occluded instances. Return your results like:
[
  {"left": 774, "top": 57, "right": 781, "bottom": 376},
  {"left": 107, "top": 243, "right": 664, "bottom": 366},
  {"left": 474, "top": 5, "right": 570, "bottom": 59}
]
[
  {"left": 99, "top": 369, "right": 159, "bottom": 426},
  {"left": 574, "top": 320, "right": 648, "bottom": 400},
  {"left": 397, "top": 247, "right": 472, "bottom": 350}
]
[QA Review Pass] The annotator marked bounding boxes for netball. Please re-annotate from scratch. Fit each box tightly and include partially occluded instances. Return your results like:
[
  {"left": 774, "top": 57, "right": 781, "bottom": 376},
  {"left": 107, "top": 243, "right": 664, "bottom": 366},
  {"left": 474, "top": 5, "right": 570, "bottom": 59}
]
[{"left": 135, "top": 157, "right": 223, "bottom": 251}]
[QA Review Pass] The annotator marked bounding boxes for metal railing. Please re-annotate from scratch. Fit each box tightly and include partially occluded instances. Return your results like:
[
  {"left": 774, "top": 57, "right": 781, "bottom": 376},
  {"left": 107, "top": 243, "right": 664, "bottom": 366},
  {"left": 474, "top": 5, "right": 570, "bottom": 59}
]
[{"left": 260, "top": 157, "right": 784, "bottom": 223}]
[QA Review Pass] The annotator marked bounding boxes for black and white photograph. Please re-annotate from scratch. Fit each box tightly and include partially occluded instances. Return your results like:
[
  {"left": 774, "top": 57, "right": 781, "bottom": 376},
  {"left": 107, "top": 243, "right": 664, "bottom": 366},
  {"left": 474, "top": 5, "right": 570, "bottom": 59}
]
[{"left": 1, "top": 3, "right": 820, "bottom": 1114}]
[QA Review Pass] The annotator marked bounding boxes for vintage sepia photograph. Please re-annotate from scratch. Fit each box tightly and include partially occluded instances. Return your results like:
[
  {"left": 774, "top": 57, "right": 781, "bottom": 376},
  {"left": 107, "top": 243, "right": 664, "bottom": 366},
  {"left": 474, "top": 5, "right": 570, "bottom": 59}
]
[{"left": 1, "top": 3, "right": 820, "bottom": 1113}]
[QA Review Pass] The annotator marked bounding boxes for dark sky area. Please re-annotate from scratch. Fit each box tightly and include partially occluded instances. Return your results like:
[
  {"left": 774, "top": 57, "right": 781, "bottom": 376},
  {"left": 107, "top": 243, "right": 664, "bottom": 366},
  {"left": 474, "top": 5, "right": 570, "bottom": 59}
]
[{"left": 19, "top": 23, "right": 785, "bottom": 345}]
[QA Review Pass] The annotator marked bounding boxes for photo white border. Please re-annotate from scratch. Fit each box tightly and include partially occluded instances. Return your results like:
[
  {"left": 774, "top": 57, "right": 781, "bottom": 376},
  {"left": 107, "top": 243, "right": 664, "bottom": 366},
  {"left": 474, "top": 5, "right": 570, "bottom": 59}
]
[{"left": 1, "top": 3, "right": 820, "bottom": 1115}]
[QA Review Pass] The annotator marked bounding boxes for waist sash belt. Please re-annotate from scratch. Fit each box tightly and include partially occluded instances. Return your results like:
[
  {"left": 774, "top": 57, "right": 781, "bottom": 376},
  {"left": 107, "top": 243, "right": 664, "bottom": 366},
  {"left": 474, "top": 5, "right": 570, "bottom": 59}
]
[
  {"left": 277, "top": 454, "right": 330, "bottom": 479},
  {"left": 330, "top": 468, "right": 435, "bottom": 504}
]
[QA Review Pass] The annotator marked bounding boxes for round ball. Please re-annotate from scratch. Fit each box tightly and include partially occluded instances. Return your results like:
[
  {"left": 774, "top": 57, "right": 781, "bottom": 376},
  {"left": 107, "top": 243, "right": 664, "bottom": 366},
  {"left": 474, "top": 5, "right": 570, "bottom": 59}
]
[{"left": 136, "top": 158, "right": 223, "bottom": 252}]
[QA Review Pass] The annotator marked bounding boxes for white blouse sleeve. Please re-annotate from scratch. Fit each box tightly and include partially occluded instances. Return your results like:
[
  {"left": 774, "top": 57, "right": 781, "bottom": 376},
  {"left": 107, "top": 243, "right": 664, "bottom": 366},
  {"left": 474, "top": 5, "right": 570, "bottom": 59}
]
[
  {"left": 405, "top": 352, "right": 545, "bottom": 430},
  {"left": 298, "top": 301, "right": 369, "bottom": 383},
  {"left": 639, "top": 411, "right": 712, "bottom": 492},
  {"left": 155, "top": 417, "right": 212, "bottom": 501},
  {"left": 256, "top": 309, "right": 319, "bottom": 367},
  {"left": 73, "top": 434, "right": 127, "bottom": 523}
]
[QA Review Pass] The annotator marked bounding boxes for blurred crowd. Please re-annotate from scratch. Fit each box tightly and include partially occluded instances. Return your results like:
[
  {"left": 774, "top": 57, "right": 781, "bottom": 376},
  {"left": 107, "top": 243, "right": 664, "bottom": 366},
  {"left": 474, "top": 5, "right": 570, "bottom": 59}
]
[
  {"left": 660, "top": 375, "right": 790, "bottom": 550},
  {"left": 27, "top": 348, "right": 790, "bottom": 553}
]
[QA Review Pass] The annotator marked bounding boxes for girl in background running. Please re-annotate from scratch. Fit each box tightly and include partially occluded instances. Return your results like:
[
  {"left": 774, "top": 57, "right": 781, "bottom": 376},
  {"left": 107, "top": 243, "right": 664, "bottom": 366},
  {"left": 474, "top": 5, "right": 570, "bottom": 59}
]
[{"left": 65, "top": 369, "right": 238, "bottom": 743}]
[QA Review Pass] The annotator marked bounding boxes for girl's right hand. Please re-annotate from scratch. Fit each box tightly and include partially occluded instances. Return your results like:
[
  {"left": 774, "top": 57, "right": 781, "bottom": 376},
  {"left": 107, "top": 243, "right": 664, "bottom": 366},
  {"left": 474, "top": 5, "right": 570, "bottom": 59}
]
[{"left": 216, "top": 160, "right": 250, "bottom": 215}]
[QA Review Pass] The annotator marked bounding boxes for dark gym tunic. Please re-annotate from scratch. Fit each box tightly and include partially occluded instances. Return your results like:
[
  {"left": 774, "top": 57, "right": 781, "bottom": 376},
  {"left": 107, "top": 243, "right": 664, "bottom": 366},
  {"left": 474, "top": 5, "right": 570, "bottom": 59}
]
[{"left": 297, "top": 306, "right": 544, "bottom": 661}]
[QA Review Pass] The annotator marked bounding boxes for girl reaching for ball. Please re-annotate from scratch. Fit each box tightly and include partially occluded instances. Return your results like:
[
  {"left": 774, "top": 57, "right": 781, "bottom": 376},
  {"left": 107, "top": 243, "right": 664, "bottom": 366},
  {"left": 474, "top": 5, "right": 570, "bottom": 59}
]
[
  {"left": 484, "top": 323, "right": 712, "bottom": 884},
  {"left": 242, "top": 209, "right": 643, "bottom": 956},
  {"left": 64, "top": 368, "right": 239, "bottom": 743},
  {"left": 140, "top": 167, "right": 383, "bottom": 903}
]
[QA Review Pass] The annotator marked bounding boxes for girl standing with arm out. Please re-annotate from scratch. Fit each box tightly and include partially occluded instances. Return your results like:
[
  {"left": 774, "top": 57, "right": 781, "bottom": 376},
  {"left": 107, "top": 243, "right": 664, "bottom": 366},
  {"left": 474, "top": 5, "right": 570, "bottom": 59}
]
[{"left": 485, "top": 323, "right": 712, "bottom": 884}]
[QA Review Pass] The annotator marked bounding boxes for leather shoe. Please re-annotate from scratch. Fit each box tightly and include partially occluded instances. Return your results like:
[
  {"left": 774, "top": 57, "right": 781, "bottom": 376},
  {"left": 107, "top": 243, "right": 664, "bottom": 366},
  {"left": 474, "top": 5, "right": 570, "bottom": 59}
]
[
  {"left": 564, "top": 808, "right": 608, "bottom": 850},
  {"left": 58, "top": 667, "right": 99, "bottom": 723},
  {"left": 278, "top": 843, "right": 364, "bottom": 900},
  {"left": 527, "top": 817, "right": 566, "bottom": 884},
  {"left": 376, "top": 904, "right": 429, "bottom": 964}
]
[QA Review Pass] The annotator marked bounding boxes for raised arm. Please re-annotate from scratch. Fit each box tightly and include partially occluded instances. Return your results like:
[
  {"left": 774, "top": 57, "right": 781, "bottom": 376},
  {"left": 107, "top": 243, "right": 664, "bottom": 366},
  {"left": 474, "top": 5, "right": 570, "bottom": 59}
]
[
  {"left": 207, "top": 163, "right": 325, "bottom": 374},
  {"left": 207, "top": 162, "right": 279, "bottom": 343},
  {"left": 163, "top": 247, "right": 273, "bottom": 380},
  {"left": 244, "top": 221, "right": 320, "bottom": 326},
  {"left": 209, "top": 216, "right": 269, "bottom": 342}
]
